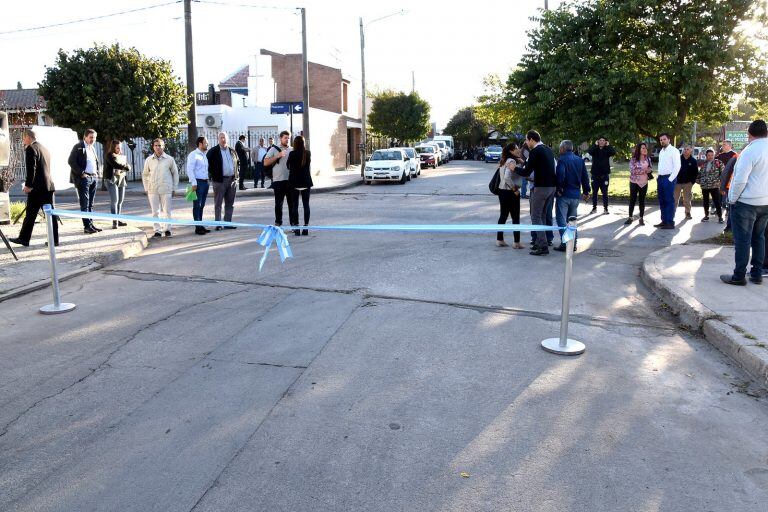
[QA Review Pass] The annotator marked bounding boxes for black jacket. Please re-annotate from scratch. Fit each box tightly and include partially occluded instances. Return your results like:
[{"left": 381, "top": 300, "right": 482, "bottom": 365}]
[
  {"left": 287, "top": 150, "right": 313, "bottom": 189},
  {"left": 516, "top": 143, "right": 557, "bottom": 187},
  {"left": 206, "top": 145, "right": 240, "bottom": 183},
  {"left": 103, "top": 152, "right": 131, "bottom": 181},
  {"left": 235, "top": 140, "right": 249, "bottom": 169},
  {"left": 25, "top": 141, "right": 55, "bottom": 193},
  {"left": 67, "top": 141, "right": 101, "bottom": 184},
  {"left": 586, "top": 144, "right": 616, "bottom": 178},
  {"left": 678, "top": 155, "right": 699, "bottom": 184}
]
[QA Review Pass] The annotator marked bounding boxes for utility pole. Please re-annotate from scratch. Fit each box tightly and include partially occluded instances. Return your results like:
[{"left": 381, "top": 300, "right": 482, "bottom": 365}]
[
  {"left": 300, "top": 8, "right": 310, "bottom": 149},
  {"left": 544, "top": 0, "right": 549, "bottom": 10},
  {"left": 359, "top": 17, "right": 367, "bottom": 175},
  {"left": 411, "top": 71, "right": 415, "bottom": 93},
  {"left": 184, "top": 0, "right": 197, "bottom": 151}
]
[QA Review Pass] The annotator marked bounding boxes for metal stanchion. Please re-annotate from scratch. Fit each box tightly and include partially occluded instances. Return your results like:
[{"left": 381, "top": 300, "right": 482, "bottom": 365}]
[
  {"left": 39, "top": 204, "right": 76, "bottom": 315},
  {"left": 541, "top": 216, "right": 585, "bottom": 355}
]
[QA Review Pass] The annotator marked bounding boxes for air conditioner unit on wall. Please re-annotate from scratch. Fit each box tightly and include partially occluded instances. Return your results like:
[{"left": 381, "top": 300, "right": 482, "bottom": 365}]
[{"left": 201, "top": 114, "right": 222, "bottom": 128}]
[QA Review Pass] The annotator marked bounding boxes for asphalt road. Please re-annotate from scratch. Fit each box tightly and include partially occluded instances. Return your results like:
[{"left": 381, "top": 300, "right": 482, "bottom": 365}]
[{"left": 2, "top": 161, "right": 767, "bottom": 512}]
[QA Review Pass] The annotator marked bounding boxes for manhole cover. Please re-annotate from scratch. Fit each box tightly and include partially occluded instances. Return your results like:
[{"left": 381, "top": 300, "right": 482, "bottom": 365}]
[{"left": 588, "top": 248, "right": 625, "bottom": 258}]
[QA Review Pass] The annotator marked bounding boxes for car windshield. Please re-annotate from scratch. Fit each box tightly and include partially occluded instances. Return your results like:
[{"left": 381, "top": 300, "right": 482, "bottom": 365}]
[
  {"left": 434, "top": 142, "right": 445, "bottom": 148},
  {"left": 371, "top": 151, "right": 401, "bottom": 161},
  {"left": 404, "top": 149, "right": 415, "bottom": 157},
  {"left": 416, "top": 147, "right": 434, "bottom": 154},
  {"left": 487, "top": 146, "right": 502, "bottom": 152}
]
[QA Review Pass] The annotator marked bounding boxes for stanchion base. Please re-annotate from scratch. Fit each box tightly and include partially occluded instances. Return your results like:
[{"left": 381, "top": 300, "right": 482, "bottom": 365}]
[
  {"left": 541, "top": 338, "right": 585, "bottom": 356},
  {"left": 39, "top": 303, "right": 77, "bottom": 315}
]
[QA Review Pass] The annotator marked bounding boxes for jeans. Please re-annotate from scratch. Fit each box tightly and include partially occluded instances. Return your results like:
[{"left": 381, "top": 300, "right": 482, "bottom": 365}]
[
  {"left": 192, "top": 179, "right": 209, "bottom": 222},
  {"left": 148, "top": 193, "right": 172, "bottom": 233},
  {"left": 657, "top": 174, "right": 677, "bottom": 225},
  {"left": 75, "top": 174, "right": 97, "bottom": 227},
  {"left": 272, "top": 180, "right": 290, "bottom": 225},
  {"left": 730, "top": 201, "right": 768, "bottom": 280},
  {"left": 520, "top": 179, "right": 529, "bottom": 198},
  {"left": 702, "top": 188, "right": 722, "bottom": 218},
  {"left": 254, "top": 162, "right": 264, "bottom": 187},
  {"left": 213, "top": 176, "right": 237, "bottom": 222},
  {"left": 289, "top": 188, "right": 311, "bottom": 226},
  {"left": 496, "top": 189, "right": 520, "bottom": 243},
  {"left": 106, "top": 180, "right": 125, "bottom": 215},
  {"left": 555, "top": 196, "right": 579, "bottom": 245},
  {"left": 18, "top": 191, "right": 58, "bottom": 245},
  {"left": 674, "top": 182, "right": 693, "bottom": 215},
  {"left": 530, "top": 186, "right": 555, "bottom": 249},
  {"left": 629, "top": 182, "right": 648, "bottom": 218},
  {"left": 591, "top": 177, "right": 609, "bottom": 209}
]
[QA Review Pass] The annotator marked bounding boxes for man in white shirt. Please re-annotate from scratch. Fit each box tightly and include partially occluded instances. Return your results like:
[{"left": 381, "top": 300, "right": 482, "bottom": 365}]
[
  {"left": 67, "top": 128, "right": 101, "bottom": 233},
  {"left": 142, "top": 138, "right": 179, "bottom": 238},
  {"left": 251, "top": 137, "right": 268, "bottom": 188},
  {"left": 186, "top": 136, "right": 210, "bottom": 235},
  {"left": 655, "top": 133, "right": 681, "bottom": 229},
  {"left": 721, "top": 119, "right": 768, "bottom": 285}
]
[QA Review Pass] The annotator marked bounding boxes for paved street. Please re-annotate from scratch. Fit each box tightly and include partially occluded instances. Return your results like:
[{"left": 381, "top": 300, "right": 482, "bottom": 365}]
[{"left": 2, "top": 160, "right": 767, "bottom": 512}]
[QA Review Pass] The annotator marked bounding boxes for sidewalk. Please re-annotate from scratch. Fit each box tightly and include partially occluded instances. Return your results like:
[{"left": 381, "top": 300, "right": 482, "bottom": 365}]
[
  {"left": 30, "top": 169, "right": 362, "bottom": 199},
  {"left": 641, "top": 243, "right": 768, "bottom": 385},
  {"left": 0, "top": 219, "right": 147, "bottom": 303}
]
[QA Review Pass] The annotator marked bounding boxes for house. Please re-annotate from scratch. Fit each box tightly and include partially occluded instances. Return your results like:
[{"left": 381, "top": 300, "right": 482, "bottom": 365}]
[
  {"left": 0, "top": 89, "right": 51, "bottom": 127},
  {"left": 196, "top": 49, "right": 363, "bottom": 174}
]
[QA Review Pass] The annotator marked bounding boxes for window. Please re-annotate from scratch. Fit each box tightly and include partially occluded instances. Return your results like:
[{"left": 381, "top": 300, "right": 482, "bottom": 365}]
[{"left": 342, "top": 82, "right": 349, "bottom": 112}]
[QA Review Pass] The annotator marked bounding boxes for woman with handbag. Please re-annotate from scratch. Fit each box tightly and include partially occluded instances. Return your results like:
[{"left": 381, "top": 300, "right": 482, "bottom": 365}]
[
  {"left": 495, "top": 142, "right": 525, "bottom": 248},
  {"left": 103, "top": 140, "right": 130, "bottom": 229},
  {"left": 626, "top": 142, "right": 652, "bottom": 226}
]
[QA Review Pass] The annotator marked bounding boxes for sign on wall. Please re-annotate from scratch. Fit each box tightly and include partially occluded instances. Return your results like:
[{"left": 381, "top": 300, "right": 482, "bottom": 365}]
[
  {"left": 270, "top": 102, "right": 304, "bottom": 115},
  {"left": 724, "top": 131, "right": 749, "bottom": 151}
]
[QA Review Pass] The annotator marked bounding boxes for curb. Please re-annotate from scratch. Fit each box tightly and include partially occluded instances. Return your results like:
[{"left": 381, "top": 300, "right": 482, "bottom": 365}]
[
  {"left": 640, "top": 246, "right": 768, "bottom": 386},
  {"left": 0, "top": 231, "right": 148, "bottom": 303}
]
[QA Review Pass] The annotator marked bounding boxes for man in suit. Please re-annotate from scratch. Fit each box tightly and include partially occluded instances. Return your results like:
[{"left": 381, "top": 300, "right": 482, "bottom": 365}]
[
  {"left": 516, "top": 130, "right": 557, "bottom": 255},
  {"left": 10, "top": 129, "right": 59, "bottom": 247},
  {"left": 207, "top": 132, "right": 240, "bottom": 229},
  {"left": 67, "top": 128, "right": 101, "bottom": 234},
  {"left": 235, "top": 134, "right": 250, "bottom": 190}
]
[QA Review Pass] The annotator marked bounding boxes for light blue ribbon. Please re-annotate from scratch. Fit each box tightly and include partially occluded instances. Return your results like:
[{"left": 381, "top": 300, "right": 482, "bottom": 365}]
[{"left": 45, "top": 207, "right": 578, "bottom": 270}]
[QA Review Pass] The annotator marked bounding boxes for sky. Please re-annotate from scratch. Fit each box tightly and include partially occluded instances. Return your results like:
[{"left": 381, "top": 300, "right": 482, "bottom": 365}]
[{"left": 0, "top": 0, "right": 563, "bottom": 129}]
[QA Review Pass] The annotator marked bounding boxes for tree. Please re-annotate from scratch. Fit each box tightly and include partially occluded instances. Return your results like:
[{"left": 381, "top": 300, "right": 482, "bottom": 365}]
[
  {"left": 367, "top": 91, "right": 431, "bottom": 143},
  {"left": 475, "top": 74, "right": 520, "bottom": 137},
  {"left": 443, "top": 107, "right": 487, "bottom": 147},
  {"left": 507, "top": 0, "right": 768, "bottom": 150},
  {"left": 39, "top": 43, "right": 190, "bottom": 143}
]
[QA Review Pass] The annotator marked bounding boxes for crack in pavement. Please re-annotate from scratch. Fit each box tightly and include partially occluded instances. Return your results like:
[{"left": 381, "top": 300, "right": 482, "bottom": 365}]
[
  {"left": 205, "top": 357, "right": 308, "bottom": 370},
  {"left": 0, "top": 286, "right": 253, "bottom": 439},
  {"left": 187, "top": 296, "right": 364, "bottom": 512}
]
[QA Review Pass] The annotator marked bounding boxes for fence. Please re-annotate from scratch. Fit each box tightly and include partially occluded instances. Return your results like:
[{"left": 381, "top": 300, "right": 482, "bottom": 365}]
[{"left": 1, "top": 127, "right": 297, "bottom": 187}]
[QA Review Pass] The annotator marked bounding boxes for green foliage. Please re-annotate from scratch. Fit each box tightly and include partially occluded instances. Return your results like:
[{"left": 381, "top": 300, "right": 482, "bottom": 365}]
[
  {"left": 368, "top": 91, "right": 431, "bottom": 143},
  {"left": 475, "top": 74, "right": 520, "bottom": 136},
  {"left": 38, "top": 43, "right": 190, "bottom": 142},
  {"left": 507, "top": 0, "right": 767, "bottom": 151},
  {"left": 443, "top": 107, "right": 488, "bottom": 147}
]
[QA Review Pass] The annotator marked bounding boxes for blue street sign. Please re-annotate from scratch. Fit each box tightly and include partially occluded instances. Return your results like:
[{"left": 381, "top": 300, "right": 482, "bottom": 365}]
[{"left": 271, "top": 102, "right": 305, "bottom": 115}]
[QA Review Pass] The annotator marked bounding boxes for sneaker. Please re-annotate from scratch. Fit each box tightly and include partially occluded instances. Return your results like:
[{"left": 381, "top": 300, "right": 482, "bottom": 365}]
[
  {"left": 720, "top": 274, "right": 747, "bottom": 286},
  {"left": 302, "top": 228, "right": 308, "bottom": 236},
  {"left": 701, "top": 217, "right": 709, "bottom": 222},
  {"left": 153, "top": 232, "right": 163, "bottom": 238},
  {"left": 624, "top": 218, "right": 633, "bottom": 225},
  {"left": 164, "top": 230, "right": 172, "bottom": 237}
]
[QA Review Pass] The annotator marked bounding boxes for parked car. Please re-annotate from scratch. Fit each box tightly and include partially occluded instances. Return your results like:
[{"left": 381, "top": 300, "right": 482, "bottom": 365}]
[
  {"left": 433, "top": 140, "right": 451, "bottom": 162},
  {"left": 415, "top": 144, "right": 440, "bottom": 168},
  {"left": 397, "top": 147, "right": 421, "bottom": 178},
  {"left": 363, "top": 149, "right": 410, "bottom": 184},
  {"left": 427, "top": 142, "right": 445, "bottom": 165},
  {"left": 432, "top": 135, "right": 455, "bottom": 158},
  {"left": 678, "top": 146, "right": 706, "bottom": 161},
  {"left": 484, "top": 145, "right": 502, "bottom": 163}
]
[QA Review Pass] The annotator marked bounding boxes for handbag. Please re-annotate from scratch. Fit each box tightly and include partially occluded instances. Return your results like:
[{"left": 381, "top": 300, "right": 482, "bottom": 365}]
[
  {"left": 647, "top": 171, "right": 654, "bottom": 180},
  {"left": 489, "top": 168, "right": 500, "bottom": 195},
  {"left": 185, "top": 185, "right": 198, "bottom": 202}
]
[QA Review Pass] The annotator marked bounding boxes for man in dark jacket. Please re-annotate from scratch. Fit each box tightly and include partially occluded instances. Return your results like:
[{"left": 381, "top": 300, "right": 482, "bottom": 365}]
[
  {"left": 716, "top": 140, "right": 737, "bottom": 167},
  {"left": 10, "top": 129, "right": 59, "bottom": 247},
  {"left": 235, "top": 135, "right": 250, "bottom": 190},
  {"left": 516, "top": 130, "right": 557, "bottom": 255},
  {"left": 676, "top": 145, "right": 698, "bottom": 219},
  {"left": 207, "top": 132, "right": 240, "bottom": 228},
  {"left": 587, "top": 137, "right": 616, "bottom": 214},
  {"left": 554, "top": 140, "right": 590, "bottom": 252},
  {"left": 67, "top": 128, "right": 101, "bottom": 233}
]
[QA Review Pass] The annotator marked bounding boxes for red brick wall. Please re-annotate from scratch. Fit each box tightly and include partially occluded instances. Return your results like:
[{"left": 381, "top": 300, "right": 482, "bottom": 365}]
[{"left": 269, "top": 53, "right": 342, "bottom": 114}]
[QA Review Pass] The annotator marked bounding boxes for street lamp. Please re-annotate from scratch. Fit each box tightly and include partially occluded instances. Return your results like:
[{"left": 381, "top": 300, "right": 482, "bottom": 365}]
[{"left": 359, "top": 10, "right": 405, "bottom": 175}]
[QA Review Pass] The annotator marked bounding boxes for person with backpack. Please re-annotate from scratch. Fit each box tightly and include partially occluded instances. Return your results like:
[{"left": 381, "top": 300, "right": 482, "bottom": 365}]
[{"left": 263, "top": 131, "right": 292, "bottom": 226}]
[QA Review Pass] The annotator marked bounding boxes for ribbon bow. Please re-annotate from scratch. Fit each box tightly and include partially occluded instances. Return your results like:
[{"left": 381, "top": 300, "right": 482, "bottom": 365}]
[
  {"left": 257, "top": 225, "right": 293, "bottom": 270},
  {"left": 561, "top": 225, "right": 577, "bottom": 244}
]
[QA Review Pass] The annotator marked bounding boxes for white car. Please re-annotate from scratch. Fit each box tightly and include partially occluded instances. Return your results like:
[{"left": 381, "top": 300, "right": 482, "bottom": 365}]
[
  {"left": 433, "top": 140, "right": 450, "bottom": 163},
  {"left": 364, "top": 149, "right": 411, "bottom": 184},
  {"left": 396, "top": 147, "right": 421, "bottom": 178}
]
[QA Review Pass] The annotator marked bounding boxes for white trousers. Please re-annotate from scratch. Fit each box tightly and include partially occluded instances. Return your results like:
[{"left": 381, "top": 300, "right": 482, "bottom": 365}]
[{"left": 147, "top": 193, "right": 172, "bottom": 233}]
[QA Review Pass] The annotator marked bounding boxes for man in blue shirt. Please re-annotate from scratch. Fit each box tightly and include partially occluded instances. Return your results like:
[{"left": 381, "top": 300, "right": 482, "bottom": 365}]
[{"left": 554, "top": 140, "right": 591, "bottom": 252}]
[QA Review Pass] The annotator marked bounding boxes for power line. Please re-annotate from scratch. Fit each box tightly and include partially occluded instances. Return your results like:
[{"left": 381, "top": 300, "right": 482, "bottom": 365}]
[
  {"left": 0, "top": 1, "right": 182, "bottom": 36},
  {"left": 192, "top": 0, "right": 298, "bottom": 10}
]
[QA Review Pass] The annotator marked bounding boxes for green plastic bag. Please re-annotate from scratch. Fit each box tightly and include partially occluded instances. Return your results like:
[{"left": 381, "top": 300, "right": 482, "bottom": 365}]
[{"left": 185, "top": 185, "right": 198, "bottom": 202}]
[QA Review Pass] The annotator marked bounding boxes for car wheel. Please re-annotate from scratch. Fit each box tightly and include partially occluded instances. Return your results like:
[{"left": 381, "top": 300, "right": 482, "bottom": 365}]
[
  {"left": 400, "top": 172, "right": 407, "bottom": 184},
  {"left": 364, "top": 180, "right": 371, "bottom": 185}
]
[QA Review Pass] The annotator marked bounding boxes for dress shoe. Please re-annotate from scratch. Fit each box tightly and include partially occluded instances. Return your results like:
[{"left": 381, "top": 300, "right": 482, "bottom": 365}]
[
  {"left": 701, "top": 217, "right": 709, "bottom": 222},
  {"left": 302, "top": 228, "right": 308, "bottom": 236},
  {"left": 529, "top": 247, "right": 549, "bottom": 256},
  {"left": 164, "top": 230, "right": 172, "bottom": 237},
  {"left": 44, "top": 241, "right": 60, "bottom": 247},
  {"left": 553, "top": 244, "right": 567, "bottom": 252},
  {"left": 84, "top": 227, "right": 98, "bottom": 234},
  {"left": 204, "top": 228, "right": 211, "bottom": 233},
  {"left": 224, "top": 226, "right": 237, "bottom": 230},
  {"left": 112, "top": 221, "right": 118, "bottom": 229},
  {"left": 624, "top": 217, "right": 633, "bottom": 225},
  {"left": 749, "top": 275, "right": 763, "bottom": 285},
  {"left": 195, "top": 228, "right": 206, "bottom": 235},
  {"left": 8, "top": 237, "right": 29, "bottom": 247},
  {"left": 720, "top": 274, "right": 747, "bottom": 286},
  {"left": 239, "top": 186, "right": 247, "bottom": 190},
  {"left": 215, "top": 226, "right": 223, "bottom": 231},
  {"left": 653, "top": 222, "right": 665, "bottom": 228},
  {"left": 639, "top": 218, "right": 645, "bottom": 226},
  {"left": 590, "top": 207, "right": 597, "bottom": 214},
  {"left": 153, "top": 232, "right": 163, "bottom": 238},
  {"left": 660, "top": 224, "right": 675, "bottom": 230},
  {"left": 92, "top": 225, "right": 102, "bottom": 232},
  {"left": 118, "top": 221, "right": 128, "bottom": 227},
  {"left": 603, "top": 209, "right": 609, "bottom": 215}
]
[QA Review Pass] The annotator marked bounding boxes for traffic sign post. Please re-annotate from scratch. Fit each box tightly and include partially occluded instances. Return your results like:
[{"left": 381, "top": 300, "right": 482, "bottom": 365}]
[{"left": 271, "top": 102, "right": 305, "bottom": 138}]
